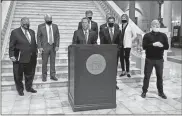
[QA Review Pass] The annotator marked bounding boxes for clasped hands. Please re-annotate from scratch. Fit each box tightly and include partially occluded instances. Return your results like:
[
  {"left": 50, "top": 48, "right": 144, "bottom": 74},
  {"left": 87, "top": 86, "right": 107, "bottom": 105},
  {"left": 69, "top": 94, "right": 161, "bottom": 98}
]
[
  {"left": 153, "top": 42, "right": 163, "bottom": 47},
  {"left": 39, "top": 47, "right": 59, "bottom": 53}
]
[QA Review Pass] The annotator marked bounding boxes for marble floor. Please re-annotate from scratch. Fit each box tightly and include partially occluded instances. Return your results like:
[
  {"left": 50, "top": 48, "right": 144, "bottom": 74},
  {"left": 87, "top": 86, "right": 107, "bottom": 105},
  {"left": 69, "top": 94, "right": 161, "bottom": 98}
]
[{"left": 1, "top": 61, "right": 182, "bottom": 115}]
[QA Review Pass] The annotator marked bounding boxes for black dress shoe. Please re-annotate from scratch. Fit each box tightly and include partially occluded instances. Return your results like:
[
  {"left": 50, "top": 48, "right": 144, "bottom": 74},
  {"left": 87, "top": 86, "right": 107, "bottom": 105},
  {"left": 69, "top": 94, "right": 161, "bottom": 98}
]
[
  {"left": 50, "top": 77, "right": 58, "bottom": 81},
  {"left": 141, "top": 92, "right": 146, "bottom": 98},
  {"left": 42, "top": 78, "right": 47, "bottom": 82},
  {"left": 18, "top": 91, "right": 24, "bottom": 96},
  {"left": 127, "top": 73, "right": 131, "bottom": 78},
  {"left": 119, "top": 71, "right": 126, "bottom": 77},
  {"left": 158, "top": 93, "right": 167, "bottom": 99},
  {"left": 27, "top": 88, "right": 37, "bottom": 93},
  {"left": 116, "top": 86, "right": 119, "bottom": 90}
]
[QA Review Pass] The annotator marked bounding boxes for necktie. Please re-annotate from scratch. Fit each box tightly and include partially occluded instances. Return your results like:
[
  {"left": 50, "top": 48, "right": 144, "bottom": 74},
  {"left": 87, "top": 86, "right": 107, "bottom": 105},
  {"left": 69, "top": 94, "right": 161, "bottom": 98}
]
[
  {"left": 85, "top": 31, "right": 88, "bottom": 43},
  {"left": 49, "top": 26, "right": 53, "bottom": 45},
  {"left": 109, "top": 28, "right": 114, "bottom": 41},
  {"left": 25, "top": 30, "right": 31, "bottom": 43}
]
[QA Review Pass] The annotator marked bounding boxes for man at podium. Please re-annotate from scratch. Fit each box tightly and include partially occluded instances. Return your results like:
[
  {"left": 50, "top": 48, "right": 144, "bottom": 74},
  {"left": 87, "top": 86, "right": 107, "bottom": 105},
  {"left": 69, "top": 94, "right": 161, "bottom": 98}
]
[{"left": 72, "top": 17, "right": 97, "bottom": 44}]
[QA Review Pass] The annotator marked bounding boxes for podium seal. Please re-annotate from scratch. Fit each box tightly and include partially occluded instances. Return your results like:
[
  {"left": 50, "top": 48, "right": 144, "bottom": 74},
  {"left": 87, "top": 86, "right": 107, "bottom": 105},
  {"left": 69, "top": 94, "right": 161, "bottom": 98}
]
[{"left": 86, "top": 54, "right": 106, "bottom": 75}]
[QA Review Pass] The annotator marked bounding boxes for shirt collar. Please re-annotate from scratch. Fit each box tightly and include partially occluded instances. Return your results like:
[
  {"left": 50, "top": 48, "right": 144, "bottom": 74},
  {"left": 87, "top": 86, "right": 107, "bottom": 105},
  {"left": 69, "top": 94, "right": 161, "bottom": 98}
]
[{"left": 21, "top": 26, "right": 27, "bottom": 33}]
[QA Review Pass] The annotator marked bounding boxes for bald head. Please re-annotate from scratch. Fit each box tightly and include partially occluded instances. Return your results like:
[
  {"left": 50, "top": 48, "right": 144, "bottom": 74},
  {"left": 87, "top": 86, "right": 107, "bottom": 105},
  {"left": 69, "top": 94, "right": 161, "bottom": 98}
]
[
  {"left": 151, "top": 20, "right": 160, "bottom": 28},
  {"left": 21, "top": 17, "right": 30, "bottom": 30},
  {"left": 44, "top": 14, "right": 52, "bottom": 25}
]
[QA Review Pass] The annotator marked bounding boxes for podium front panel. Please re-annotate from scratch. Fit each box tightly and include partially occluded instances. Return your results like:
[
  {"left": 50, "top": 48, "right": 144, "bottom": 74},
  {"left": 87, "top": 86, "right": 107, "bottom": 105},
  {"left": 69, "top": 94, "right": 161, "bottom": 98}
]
[{"left": 68, "top": 45, "right": 117, "bottom": 111}]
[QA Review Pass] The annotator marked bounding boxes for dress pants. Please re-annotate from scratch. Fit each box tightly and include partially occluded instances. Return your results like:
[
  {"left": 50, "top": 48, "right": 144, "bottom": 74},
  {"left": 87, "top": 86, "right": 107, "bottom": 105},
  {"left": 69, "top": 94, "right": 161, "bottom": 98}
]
[
  {"left": 42, "top": 44, "right": 56, "bottom": 79},
  {"left": 13, "top": 54, "right": 37, "bottom": 92},
  {"left": 142, "top": 58, "right": 164, "bottom": 93},
  {"left": 119, "top": 48, "right": 131, "bottom": 72}
]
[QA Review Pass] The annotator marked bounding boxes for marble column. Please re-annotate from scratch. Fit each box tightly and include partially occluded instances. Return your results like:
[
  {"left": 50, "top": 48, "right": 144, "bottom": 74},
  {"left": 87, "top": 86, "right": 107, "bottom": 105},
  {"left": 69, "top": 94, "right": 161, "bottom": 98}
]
[
  {"left": 129, "top": 1, "right": 135, "bottom": 22},
  {"left": 163, "top": 1, "right": 172, "bottom": 32}
]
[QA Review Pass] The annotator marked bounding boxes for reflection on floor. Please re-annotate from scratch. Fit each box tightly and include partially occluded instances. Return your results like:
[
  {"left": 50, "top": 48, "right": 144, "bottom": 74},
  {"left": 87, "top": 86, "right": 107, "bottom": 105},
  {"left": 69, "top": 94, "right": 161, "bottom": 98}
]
[{"left": 1, "top": 61, "right": 181, "bottom": 115}]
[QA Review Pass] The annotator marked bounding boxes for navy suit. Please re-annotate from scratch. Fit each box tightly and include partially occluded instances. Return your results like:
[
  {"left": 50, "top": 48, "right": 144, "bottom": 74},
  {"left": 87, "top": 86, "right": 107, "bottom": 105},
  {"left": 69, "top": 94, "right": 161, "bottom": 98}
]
[{"left": 9, "top": 27, "right": 37, "bottom": 92}]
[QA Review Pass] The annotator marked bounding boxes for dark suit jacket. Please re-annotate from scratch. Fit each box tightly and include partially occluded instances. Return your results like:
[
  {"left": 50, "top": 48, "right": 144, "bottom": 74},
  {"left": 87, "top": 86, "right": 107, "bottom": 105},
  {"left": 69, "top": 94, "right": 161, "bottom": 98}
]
[
  {"left": 9, "top": 27, "right": 37, "bottom": 63},
  {"left": 72, "top": 29, "right": 97, "bottom": 44},
  {"left": 78, "top": 21, "right": 98, "bottom": 39},
  {"left": 99, "top": 23, "right": 119, "bottom": 42},
  {"left": 37, "top": 23, "right": 60, "bottom": 49},
  {"left": 99, "top": 25, "right": 121, "bottom": 45}
]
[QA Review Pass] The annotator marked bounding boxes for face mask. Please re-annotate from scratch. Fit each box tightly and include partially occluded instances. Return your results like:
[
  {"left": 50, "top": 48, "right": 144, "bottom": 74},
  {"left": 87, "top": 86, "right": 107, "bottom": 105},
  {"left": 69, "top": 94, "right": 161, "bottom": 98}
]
[
  {"left": 108, "top": 23, "right": 114, "bottom": 27},
  {"left": 88, "top": 17, "right": 92, "bottom": 20},
  {"left": 22, "top": 24, "right": 30, "bottom": 30},
  {"left": 152, "top": 27, "right": 159, "bottom": 32},
  {"left": 46, "top": 21, "right": 52, "bottom": 25},
  {"left": 121, "top": 20, "right": 127, "bottom": 23}
]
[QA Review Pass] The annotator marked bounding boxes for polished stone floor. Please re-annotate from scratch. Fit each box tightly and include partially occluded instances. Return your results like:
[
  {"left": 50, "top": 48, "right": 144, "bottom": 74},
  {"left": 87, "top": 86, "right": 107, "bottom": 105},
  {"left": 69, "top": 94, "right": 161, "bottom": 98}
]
[{"left": 1, "top": 61, "right": 182, "bottom": 115}]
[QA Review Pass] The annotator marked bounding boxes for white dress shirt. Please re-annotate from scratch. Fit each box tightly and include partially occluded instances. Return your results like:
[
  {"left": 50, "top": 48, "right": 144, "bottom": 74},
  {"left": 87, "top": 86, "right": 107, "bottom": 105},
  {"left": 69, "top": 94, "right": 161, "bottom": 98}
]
[
  {"left": 21, "top": 27, "right": 31, "bottom": 43},
  {"left": 46, "top": 24, "right": 54, "bottom": 43},
  {"left": 119, "top": 23, "right": 136, "bottom": 48}
]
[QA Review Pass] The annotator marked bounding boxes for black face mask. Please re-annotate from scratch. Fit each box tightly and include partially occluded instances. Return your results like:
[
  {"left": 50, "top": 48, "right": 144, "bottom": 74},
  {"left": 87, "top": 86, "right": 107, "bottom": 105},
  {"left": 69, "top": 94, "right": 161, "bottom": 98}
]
[
  {"left": 22, "top": 24, "right": 30, "bottom": 30},
  {"left": 46, "top": 21, "right": 52, "bottom": 25},
  {"left": 122, "top": 20, "right": 127, "bottom": 23},
  {"left": 88, "top": 17, "right": 92, "bottom": 20},
  {"left": 108, "top": 23, "right": 114, "bottom": 27}
]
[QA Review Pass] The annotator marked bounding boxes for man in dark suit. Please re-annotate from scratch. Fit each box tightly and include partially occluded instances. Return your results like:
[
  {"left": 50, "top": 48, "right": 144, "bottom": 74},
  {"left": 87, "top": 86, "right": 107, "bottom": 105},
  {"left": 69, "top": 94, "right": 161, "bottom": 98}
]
[
  {"left": 78, "top": 10, "right": 98, "bottom": 40},
  {"left": 99, "top": 14, "right": 119, "bottom": 32},
  {"left": 37, "top": 14, "right": 60, "bottom": 82},
  {"left": 72, "top": 17, "right": 97, "bottom": 44},
  {"left": 99, "top": 16, "right": 121, "bottom": 90},
  {"left": 9, "top": 17, "right": 37, "bottom": 96}
]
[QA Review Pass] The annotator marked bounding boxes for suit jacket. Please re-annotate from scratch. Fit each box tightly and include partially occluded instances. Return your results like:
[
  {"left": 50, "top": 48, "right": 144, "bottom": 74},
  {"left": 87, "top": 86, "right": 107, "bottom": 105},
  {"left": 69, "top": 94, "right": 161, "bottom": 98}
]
[
  {"left": 72, "top": 29, "right": 97, "bottom": 44},
  {"left": 99, "top": 25, "right": 121, "bottom": 45},
  {"left": 78, "top": 20, "right": 98, "bottom": 39},
  {"left": 99, "top": 23, "right": 119, "bottom": 42},
  {"left": 37, "top": 23, "right": 60, "bottom": 49},
  {"left": 9, "top": 27, "right": 37, "bottom": 63}
]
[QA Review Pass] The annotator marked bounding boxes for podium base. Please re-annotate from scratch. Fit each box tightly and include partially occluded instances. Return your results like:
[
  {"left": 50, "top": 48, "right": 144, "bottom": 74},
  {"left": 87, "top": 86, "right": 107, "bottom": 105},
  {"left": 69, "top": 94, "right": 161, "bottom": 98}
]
[{"left": 68, "top": 93, "right": 116, "bottom": 112}]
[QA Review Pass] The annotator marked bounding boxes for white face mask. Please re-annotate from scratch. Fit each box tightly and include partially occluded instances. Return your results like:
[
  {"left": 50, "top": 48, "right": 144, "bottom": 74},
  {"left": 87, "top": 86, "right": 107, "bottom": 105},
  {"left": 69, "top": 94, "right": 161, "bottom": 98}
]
[{"left": 152, "top": 27, "right": 159, "bottom": 32}]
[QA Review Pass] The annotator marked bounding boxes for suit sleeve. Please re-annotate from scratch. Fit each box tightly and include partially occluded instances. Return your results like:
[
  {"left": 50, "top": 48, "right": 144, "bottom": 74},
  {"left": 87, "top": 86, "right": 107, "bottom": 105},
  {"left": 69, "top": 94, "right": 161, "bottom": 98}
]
[
  {"left": 37, "top": 25, "right": 42, "bottom": 48},
  {"left": 9, "top": 30, "right": 16, "bottom": 58},
  {"left": 55, "top": 25, "right": 60, "bottom": 47},
  {"left": 78, "top": 22, "right": 82, "bottom": 30},
  {"left": 99, "top": 29, "right": 104, "bottom": 44},
  {"left": 72, "top": 31, "right": 77, "bottom": 44},
  {"left": 93, "top": 31, "right": 97, "bottom": 44},
  {"left": 95, "top": 22, "right": 98, "bottom": 41}
]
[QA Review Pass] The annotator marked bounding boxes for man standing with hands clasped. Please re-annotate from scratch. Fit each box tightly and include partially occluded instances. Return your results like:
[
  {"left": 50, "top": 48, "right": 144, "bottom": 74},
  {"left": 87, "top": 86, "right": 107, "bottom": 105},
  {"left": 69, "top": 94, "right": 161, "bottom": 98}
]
[
  {"left": 141, "top": 20, "right": 169, "bottom": 99},
  {"left": 37, "top": 14, "right": 60, "bottom": 82}
]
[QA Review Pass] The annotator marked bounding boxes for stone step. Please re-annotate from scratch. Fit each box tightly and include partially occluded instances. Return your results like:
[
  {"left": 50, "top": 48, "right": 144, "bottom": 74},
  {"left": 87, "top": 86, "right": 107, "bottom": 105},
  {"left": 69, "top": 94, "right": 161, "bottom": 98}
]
[
  {"left": 1, "top": 67, "right": 140, "bottom": 82},
  {"left": 2, "top": 56, "right": 68, "bottom": 65},
  {"left": 117, "top": 74, "right": 157, "bottom": 83},
  {"left": 14, "top": 7, "right": 100, "bottom": 13},
  {"left": 13, "top": 11, "right": 103, "bottom": 16},
  {"left": 2, "top": 76, "right": 68, "bottom": 91},
  {"left": 16, "top": 1, "right": 94, "bottom": 5},
  {"left": 3, "top": 52, "right": 68, "bottom": 59},
  {"left": 2, "top": 63, "right": 68, "bottom": 73},
  {"left": 1, "top": 68, "right": 141, "bottom": 91}
]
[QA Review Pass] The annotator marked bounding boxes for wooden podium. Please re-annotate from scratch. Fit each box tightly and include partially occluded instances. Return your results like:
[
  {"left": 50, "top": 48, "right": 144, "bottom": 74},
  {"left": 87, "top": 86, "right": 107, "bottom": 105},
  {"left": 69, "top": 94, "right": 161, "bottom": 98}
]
[{"left": 68, "top": 44, "right": 117, "bottom": 112}]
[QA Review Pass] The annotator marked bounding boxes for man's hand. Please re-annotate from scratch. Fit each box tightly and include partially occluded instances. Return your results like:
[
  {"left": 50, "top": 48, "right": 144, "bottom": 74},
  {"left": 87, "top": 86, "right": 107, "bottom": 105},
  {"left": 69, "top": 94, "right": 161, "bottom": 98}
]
[
  {"left": 153, "top": 42, "right": 163, "bottom": 47},
  {"left": 10, "top": 57, "right": 16, "bottom": 62},
  {"left": 39, "top": 48, "right": 44, "bottom": 53},
  {"left": 55, "top": 47, "right": 59, "bottom": 51}
]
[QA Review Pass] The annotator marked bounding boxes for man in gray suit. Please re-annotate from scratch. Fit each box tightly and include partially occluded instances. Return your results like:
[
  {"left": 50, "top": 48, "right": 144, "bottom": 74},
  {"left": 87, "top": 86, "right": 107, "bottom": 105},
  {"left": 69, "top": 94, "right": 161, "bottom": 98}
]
[{"left": 37, "top": 14, "right": 60, "bottom": 82}]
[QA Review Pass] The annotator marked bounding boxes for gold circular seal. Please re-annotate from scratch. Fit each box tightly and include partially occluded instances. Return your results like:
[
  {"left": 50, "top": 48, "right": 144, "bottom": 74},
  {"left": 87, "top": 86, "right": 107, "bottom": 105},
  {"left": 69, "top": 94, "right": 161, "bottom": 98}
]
[{"left": 86, "top": 54, "right": 106, "bottom": 75}]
